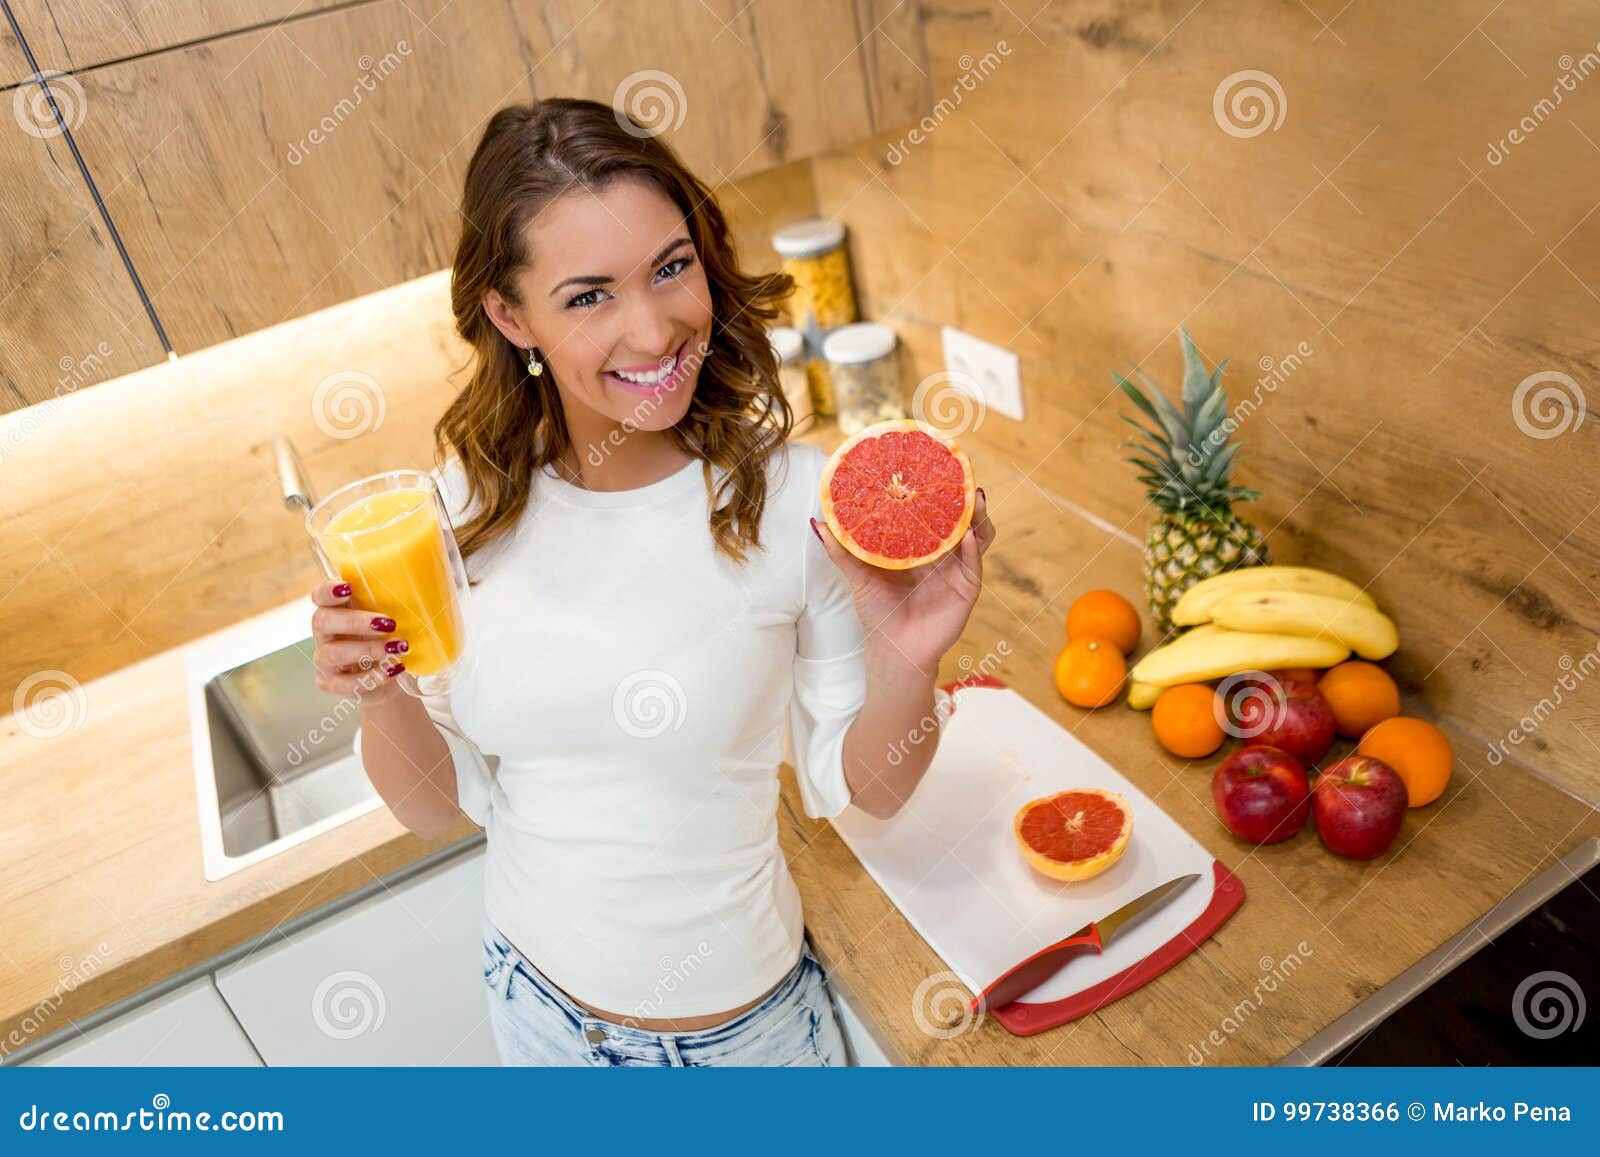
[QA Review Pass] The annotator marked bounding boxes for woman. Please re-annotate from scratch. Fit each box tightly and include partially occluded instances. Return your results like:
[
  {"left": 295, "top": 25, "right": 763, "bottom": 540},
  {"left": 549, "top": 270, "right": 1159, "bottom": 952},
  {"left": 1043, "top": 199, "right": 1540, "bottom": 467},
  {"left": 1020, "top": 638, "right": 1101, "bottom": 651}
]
[{"left": 309, "top": 98, "right": 995, "bottom": 1067}]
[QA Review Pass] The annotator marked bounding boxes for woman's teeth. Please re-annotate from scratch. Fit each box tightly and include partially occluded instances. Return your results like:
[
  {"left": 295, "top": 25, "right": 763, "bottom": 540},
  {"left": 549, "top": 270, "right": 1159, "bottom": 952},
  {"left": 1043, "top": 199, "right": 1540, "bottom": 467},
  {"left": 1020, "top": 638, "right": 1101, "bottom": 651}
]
[{"left": 606, "top": 342, "right": 684, "bottom": 388}]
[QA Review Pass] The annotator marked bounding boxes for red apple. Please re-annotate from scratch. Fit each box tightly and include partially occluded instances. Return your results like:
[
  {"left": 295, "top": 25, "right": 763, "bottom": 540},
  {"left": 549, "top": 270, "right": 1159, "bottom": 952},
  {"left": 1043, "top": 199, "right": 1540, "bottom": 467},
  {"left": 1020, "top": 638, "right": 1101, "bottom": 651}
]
[
  {"left": 1235, "top": 678, "right": 1337, "bottom": 766},
  {"left": 1312, "top": 755, "right": 1408, "bottom": 860},
  {"left": 1212, "top": 745, "right": 1312, "bottom": 844},
  {"left": 1269, "top": 667, "right": 1323, "bottom": 687}
]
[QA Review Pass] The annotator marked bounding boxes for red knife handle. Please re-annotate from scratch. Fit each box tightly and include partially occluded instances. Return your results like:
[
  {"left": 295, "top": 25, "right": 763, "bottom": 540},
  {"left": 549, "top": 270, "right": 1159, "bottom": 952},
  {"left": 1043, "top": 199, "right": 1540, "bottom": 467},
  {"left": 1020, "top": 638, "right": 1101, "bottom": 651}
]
[{"left": 972, "top": 923, "right": 1104, "bottom": 1013}]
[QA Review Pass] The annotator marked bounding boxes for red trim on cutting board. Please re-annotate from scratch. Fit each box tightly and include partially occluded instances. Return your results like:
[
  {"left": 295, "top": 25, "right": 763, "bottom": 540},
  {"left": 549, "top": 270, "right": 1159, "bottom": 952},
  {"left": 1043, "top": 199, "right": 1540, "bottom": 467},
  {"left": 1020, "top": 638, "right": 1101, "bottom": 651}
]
[
  {"left": 937, "top": 675, "right": 1249, "bottom": 1038},
  {"left": 991, "top": 859, "right": 1245, "bottom": 1036}
]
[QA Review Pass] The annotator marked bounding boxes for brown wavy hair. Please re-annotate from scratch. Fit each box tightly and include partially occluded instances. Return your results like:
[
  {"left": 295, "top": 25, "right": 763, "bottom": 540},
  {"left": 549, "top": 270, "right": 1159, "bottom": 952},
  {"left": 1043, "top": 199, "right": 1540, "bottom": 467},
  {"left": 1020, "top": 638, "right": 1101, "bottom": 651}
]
[{"left": 435, "top": 98, "right": 797, "bottom": 581}]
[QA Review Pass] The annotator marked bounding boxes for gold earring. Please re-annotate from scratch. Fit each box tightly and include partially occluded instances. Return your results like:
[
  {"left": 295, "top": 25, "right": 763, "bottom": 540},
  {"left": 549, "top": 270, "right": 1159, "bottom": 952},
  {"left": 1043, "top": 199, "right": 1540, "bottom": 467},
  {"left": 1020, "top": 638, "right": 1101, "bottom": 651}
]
[{"left": 526, "top": 346, "right": 544, "bottom": 377}]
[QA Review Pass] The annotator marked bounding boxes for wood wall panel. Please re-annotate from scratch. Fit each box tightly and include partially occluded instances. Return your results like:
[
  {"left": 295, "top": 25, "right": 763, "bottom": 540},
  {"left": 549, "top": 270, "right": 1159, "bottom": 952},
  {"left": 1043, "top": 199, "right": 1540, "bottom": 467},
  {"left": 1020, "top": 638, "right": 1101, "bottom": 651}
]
[
  {"left": 809, "top": 0, "right": 1600, "bottom": 803},
  {"left": 63, "top": 0, "right": 536, "bottom": 354},
  {"left": 516, "top": 0, "right": 930, "bottom": 178},
  {"left": 0, "top": 101, "right": 166, "bottom": 409},
  {"left": 1, "top": 19, "right": 34, "bottom": 85},
  {"left": 2, "top": 0, "right": 349, "bottom": 74}
]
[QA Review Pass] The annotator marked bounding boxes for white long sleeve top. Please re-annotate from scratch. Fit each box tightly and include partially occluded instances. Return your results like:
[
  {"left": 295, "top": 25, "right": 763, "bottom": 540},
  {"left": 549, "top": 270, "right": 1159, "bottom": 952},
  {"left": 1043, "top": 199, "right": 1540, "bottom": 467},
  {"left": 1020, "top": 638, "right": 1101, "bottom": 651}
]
[{"left": 353, "top": 437, "right": 869, "bottom": 1018}]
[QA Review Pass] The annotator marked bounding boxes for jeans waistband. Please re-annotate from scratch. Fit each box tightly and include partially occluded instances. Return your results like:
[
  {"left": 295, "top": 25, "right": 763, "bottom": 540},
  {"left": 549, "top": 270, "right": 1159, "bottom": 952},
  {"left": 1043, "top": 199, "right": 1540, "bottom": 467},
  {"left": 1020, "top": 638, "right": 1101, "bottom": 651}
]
[{"left": 483, "top": 916, "right": 813, "bottom": 1050}]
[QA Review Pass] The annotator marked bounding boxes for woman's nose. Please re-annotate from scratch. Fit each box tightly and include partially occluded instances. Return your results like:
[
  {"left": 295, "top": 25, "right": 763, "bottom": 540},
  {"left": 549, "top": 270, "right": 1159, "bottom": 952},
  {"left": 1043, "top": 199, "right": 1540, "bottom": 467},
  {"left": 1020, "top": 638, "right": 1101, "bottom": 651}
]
[{"left": 622, "top": 298, "right": 678, "bottom": 361}]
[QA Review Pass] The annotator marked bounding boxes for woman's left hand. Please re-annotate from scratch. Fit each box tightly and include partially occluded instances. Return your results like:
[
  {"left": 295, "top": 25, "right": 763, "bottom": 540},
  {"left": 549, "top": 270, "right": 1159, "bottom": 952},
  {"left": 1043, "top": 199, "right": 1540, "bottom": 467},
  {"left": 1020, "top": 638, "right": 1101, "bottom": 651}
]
[{"left": 813, "top": 487, "right": 996, "bottom": 678}]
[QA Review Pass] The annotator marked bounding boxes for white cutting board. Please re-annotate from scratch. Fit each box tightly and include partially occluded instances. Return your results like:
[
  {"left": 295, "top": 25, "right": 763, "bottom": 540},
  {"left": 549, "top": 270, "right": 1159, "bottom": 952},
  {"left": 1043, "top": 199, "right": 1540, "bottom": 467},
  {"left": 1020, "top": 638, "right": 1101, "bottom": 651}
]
[{"left": 831, "top": 680, "right": 1221, "bottom": 1005}]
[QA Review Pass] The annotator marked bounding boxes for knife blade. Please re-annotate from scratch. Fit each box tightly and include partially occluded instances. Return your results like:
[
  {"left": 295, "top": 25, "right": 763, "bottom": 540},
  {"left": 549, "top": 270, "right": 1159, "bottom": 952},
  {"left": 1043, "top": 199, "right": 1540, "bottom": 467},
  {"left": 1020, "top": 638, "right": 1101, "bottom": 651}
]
[{"left": 972, "top": 872, "right": 1203, "bottom": 1012}]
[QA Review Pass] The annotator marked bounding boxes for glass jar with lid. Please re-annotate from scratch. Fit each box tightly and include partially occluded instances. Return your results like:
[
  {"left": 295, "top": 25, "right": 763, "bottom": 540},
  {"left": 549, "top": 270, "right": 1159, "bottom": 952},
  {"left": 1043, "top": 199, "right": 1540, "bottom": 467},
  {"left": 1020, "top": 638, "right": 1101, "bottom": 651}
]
[
  {"left": 821, "top": 322, "right": 903, "bottom": 436},
  {"left": 768, "top": 325, "right": 813, "bottom": 433},
  {"left": 771, "top": 219, "right": 858, "bottom": 417}
]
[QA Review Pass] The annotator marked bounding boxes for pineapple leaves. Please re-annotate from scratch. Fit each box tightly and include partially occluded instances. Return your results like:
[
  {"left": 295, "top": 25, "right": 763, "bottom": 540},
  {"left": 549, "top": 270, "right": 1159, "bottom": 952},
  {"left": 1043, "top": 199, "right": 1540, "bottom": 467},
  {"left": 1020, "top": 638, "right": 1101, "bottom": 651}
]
[
  {"left": 1178, "top": 327, "right": 1214, "bottom": 417},
  {"left": 1202, "top": 440, "right": 1242, "bottom": 483},
  {"left": 1190, "top": 388, "right": 1232, "bottom": 445},
  {"left": 1116, "top": 328, "right": 1262, "bottom": 517},
  {"left": 1114, "top": 373, "right": 1162, "bottom": 424}
]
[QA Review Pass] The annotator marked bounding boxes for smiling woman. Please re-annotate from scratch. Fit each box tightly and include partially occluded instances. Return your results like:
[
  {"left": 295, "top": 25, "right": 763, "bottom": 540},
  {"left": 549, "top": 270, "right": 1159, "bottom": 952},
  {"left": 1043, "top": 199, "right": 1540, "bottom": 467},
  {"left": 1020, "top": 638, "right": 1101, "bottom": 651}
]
[
  {"left": 316, "top": 97, "right": 995, "bottom": 1069},
  {"left": 439, "top": 99, "right": 795, "bottom": 566}
]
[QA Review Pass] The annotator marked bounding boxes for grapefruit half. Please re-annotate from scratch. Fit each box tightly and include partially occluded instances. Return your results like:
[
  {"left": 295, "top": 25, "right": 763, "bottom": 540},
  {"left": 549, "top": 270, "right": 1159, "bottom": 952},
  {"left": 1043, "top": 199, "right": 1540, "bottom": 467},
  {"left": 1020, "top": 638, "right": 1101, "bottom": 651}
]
[
  {"left": 1013, "top": 788, "right": 1134, "bottom": 881},
  {"left": 819, "top": 419, "right": 976, "bottom": 570}
]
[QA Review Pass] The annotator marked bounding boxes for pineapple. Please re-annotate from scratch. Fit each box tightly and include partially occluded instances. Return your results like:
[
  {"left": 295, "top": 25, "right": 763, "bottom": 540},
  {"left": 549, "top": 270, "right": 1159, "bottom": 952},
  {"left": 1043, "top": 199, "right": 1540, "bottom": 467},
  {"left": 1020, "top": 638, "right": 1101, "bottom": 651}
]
[{"left": 1116, "top": 328, "right": 1271, "bottom": 634}]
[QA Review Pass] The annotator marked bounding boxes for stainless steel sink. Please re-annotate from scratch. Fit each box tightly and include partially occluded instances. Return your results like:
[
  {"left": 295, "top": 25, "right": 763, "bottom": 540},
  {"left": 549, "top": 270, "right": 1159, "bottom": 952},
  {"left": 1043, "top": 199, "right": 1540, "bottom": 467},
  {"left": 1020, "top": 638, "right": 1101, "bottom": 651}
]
[{"left": 186, "top": 599, "right": 383, "bottom": 880}]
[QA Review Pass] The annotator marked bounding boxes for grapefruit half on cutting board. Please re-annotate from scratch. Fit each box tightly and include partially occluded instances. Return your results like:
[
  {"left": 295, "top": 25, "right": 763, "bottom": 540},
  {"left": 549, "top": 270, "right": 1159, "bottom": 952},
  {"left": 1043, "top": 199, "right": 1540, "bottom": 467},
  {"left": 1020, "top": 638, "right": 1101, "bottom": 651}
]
[
  {"left": 819, "top": 419, "right": 976, "bottom": 570},
  {"left": 1013, "top": 788, "right": 1134, "bottom": 881}
]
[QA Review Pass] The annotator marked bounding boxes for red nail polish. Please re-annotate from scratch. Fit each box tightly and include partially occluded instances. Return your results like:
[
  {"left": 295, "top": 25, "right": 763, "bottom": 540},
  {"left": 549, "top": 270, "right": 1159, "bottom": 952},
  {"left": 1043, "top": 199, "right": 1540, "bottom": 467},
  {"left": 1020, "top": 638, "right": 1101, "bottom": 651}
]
[
  {"left": 372, "top": 616, "right": 396, "bottom": 632},
  {"left": 810, "top": 517, "right": 822, "bottom": 542},
  {"left": 333, "top": 582, "right": 352, "bottom": 598},
  {"left": 385, "top": 640, "right": 408, "bottom": 654},
  {"left": 977, "top": 487, "right": 985, "bottom": 502},
  {"left": 385, "top": 663, "right": 405, "bottom": 678}
]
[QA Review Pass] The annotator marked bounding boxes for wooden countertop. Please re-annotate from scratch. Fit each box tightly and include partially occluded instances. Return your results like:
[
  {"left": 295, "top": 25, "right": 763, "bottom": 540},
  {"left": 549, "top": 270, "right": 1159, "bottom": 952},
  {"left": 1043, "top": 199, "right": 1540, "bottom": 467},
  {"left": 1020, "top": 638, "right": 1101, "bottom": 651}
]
[{"left": 4, "top": 430, "right": 1594, "bottom": 1064}]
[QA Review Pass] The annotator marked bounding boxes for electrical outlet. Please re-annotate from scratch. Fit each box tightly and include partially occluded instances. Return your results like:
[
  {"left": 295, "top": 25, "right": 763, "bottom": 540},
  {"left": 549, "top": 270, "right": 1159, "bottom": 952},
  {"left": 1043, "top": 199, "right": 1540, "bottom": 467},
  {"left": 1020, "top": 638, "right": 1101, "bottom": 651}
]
[{"left": 940, "top": 326, "right": 1024, "bottom": 421}]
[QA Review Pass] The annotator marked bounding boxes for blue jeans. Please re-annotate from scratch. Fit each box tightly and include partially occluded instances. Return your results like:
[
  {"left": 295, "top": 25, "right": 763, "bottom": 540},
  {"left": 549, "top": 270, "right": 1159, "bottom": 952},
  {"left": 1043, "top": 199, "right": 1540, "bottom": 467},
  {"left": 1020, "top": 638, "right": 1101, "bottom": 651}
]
[{"left": 481, "top": 920, "right": 849, "bottom": 1067}]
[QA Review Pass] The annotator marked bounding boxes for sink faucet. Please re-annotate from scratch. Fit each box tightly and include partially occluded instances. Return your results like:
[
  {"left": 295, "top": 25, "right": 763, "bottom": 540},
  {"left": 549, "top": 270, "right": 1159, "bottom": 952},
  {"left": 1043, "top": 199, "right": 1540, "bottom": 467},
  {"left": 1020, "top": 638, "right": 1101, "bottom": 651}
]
[{"left": 275, "top": 435, "right": 317, "bottom": 514}]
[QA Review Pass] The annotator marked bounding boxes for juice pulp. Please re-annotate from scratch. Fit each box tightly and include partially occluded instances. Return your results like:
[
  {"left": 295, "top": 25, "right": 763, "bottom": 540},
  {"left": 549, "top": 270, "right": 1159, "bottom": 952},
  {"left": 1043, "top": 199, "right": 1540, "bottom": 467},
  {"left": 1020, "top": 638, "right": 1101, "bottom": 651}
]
[{"left": 320, "top": 488, "right": 464, "bottom": 676}]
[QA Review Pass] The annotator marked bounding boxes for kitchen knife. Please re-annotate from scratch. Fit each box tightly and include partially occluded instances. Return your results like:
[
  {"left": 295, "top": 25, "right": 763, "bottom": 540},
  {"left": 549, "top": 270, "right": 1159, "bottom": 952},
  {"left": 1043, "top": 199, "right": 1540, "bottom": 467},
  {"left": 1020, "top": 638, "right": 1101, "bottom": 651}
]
[{"left": 972, "top": 872, "right": 1203, "bottom": 1012}]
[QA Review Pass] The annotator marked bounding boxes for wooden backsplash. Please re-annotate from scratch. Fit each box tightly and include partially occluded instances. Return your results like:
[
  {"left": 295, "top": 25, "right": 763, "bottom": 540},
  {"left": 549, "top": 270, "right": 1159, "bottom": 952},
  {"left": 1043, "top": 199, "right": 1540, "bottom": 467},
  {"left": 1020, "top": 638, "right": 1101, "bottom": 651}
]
[{"left": 810, "top": 0, "right": 1599, "bottom": 804}]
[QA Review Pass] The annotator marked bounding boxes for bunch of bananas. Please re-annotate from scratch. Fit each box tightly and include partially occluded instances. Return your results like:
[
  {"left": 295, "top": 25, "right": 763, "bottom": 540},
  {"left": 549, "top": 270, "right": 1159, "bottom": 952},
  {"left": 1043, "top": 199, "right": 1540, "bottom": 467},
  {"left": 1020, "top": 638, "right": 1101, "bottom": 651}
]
[{"left": 1127, "top": 566, "right": 1399, "bottom": 708}]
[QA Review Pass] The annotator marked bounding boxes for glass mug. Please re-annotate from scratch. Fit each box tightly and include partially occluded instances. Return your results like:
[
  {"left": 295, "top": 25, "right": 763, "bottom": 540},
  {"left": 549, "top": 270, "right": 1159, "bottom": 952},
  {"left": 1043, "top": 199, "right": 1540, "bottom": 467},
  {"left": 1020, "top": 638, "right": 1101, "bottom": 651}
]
[{"left": 306, "top": 469, "right": 473, "bottom": 698}]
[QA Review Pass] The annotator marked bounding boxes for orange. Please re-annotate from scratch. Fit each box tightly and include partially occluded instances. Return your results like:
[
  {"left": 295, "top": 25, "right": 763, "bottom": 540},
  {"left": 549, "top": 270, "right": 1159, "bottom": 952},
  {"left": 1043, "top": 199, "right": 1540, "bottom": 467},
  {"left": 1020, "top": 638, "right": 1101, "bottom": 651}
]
[
  {"left": 1151, "top": 684, "right": 1227, "bottom": 759},
  {"left": 1358, "top": 716, "right": 1453, "bottom": 807},
  {"left": 1053, "top": 638, "right": 1128, "bottom": 708},
  {"left": 1318, "top": 661, "right": 1401, "bottom": 738},
  {"left": 1066, "top": 589, "right": 1141, "bottom": 655},
  {"left": 820, "top": 419, "right": 975, "bottom": 570},
  {"left": 1014, "top": 788, "right": 1134, "bottom": 881}
]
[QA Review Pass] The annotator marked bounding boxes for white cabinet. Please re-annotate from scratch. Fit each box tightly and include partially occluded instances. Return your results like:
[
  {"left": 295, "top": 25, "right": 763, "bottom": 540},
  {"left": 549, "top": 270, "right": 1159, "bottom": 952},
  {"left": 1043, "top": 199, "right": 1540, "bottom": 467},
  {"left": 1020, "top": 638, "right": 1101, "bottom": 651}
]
[
  {"left": 829, "top": 988, "right": 894, "bottom": 1066},
  {"left": 26, "top": 978, "right": 260, "bottom": 1067},
  {"left": 214, "top": 848, "right": 498, "bottom": 1065}
]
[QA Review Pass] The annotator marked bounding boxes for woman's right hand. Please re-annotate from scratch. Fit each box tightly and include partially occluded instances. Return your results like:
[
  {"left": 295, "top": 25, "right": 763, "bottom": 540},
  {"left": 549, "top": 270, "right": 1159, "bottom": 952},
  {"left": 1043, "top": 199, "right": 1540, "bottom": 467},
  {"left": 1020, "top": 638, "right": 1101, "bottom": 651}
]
[{"left": 310, "top": 580, "right": 410, "bottom": 704}]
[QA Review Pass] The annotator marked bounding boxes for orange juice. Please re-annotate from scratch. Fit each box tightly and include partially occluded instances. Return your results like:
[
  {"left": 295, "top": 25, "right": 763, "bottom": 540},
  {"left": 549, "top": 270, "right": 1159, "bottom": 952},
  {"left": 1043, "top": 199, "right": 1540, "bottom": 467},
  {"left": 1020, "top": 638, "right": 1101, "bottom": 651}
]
[{"left": 320, "top": 488, "right": 464, "bottom": 676}]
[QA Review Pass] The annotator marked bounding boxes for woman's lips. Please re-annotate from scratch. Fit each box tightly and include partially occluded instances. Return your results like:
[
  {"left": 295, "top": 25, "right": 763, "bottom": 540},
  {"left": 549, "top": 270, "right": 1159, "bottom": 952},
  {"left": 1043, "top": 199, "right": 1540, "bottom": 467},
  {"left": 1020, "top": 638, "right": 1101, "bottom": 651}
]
[{"left": 602, "top": 339, "right": 691, "bottom": 393}]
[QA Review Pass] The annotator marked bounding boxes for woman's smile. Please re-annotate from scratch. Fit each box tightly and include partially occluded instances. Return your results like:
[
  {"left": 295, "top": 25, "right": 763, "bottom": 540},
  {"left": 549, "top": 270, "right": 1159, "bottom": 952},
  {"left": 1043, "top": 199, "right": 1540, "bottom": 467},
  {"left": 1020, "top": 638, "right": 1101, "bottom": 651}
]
[{"left": 601, "top": 337, "right": 693, "bottom": 395}]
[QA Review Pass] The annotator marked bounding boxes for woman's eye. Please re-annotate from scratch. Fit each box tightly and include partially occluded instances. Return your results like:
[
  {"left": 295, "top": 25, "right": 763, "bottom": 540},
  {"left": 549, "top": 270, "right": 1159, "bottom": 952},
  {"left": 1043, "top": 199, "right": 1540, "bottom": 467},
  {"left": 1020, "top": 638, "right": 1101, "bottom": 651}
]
[
  {"left": 656, "top": 256, "right": 693, "bottom": 281},
  {"left": 566, "top": 258, "right": 692, "bottom": 310}
]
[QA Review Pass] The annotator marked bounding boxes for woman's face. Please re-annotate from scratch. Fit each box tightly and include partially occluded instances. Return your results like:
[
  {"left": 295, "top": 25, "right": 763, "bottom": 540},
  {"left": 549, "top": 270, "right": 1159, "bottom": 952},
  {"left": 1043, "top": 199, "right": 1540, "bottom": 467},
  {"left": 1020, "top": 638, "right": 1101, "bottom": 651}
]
[{"left": 484, "top": 176, "right": 715, "bottom": 434}]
